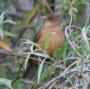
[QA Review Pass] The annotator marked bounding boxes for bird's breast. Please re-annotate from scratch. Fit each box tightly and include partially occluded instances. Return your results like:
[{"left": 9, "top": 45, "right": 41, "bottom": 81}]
[{"left": 35, "top": 19, "right": 65, "bottom": 56}]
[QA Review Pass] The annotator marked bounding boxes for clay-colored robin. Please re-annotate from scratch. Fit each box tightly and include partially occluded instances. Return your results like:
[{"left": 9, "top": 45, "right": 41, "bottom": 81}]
[
  {"left": 35, "top": 16, "right": 65, "bottom": 56},
  {"left": 23, "top": 15, "right": 65, "bottom": 80}
]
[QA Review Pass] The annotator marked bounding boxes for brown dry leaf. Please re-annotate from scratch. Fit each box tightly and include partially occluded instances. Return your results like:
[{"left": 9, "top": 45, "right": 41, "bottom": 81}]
[
  {"left": 68, "top": 87, "right": 74, "bottom": 89},
  {"left": 0, "top": 38, "right": 12, "bottom": 52}
]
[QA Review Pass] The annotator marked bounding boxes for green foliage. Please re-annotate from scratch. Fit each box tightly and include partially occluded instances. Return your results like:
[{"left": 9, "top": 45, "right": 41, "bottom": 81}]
[
  {"left": 0, "top": 78, "right": 12, "bottom": 89},
  {"left": 82, "top": 0, "right": 90, "bottom": 3},
  {"left": 39, "top": 65, "right": 57, "bottom": 83},
  {"left": 44, "top": 38, "right": 50, "bottom": 51},
  {"left": 37, "top": 58, "right": 46, "bottom": 84},
  {"left": 18, "top": 7, "right": 37, "bottom": 29},
  {"left": 53, "top": 48, "right": 62, "bottom": 59},
  {"left": 0, "top": 0, "right": 15, "bottom": 12},
  {"left": 61, "top": 0, "right": 86, "bottom": 20},
  {"left": 0, "top": 12, "right": 16, "bottom": 38},
  {"left": 13, "top": 79, "right": 20, "bottom": 89},
  {"left": 0, "top": 0, "right": 89, "bottom": 89},
  {"left": 62, "top": 42, "right": 69, "bottom": 59},
  {"left": 35, "top": 17, "right": 45, "bottom": 35},
  {"left": 53, "top": 41, "right": 69, "bottom": 60}
]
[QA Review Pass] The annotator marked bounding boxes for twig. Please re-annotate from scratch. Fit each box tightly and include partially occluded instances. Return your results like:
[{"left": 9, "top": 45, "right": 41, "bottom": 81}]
[
  {"left": 65, "top": 25, "right": 82, "bottom": 57},
  {"left": 39, "top": 60, "right": 78, "bottom": 89}
]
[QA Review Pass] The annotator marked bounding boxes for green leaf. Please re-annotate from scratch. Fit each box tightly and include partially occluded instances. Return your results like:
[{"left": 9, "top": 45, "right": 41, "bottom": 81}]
[
  {"left": 0, "top": 12, "right": 5, "bottom": 24},
  {"left": 0, "top": 78, "right": 13, "bottom": 89},
  {"left": 62, "top": 42, "right": 68, "bottom": 59},
  {"left": 0, "top": 12, "right": 16, "bottom": 38},
  {"left": 4, "top": 31, "right": 16, "bottom": 37},
  {"left": 3, "top": 20, "right": 16, "bottom": 25},
  {"left": 0, "top": 27, "right": 4, "bottom": 38},
  {"left": 40, "top": 65, "right": 57, "bottom": 83},
  {"left": 23, "top": 6, "right": 38, "bottom": 25},
  {"left": 82, "top": 0, "right": 90, "bottom": 3},
  {"left": 54, "top": 48, "right": 62, "bottom": 60},
  {"left": 44, "top": 34, "right": 52, "bottom": 50},
  {"left": 44, "top": 38, "right": 49, "bottom": 50},
  {"left": 35, "top": 17, "right": 45, "bottom": 34},
  {"left": 37, "top": 58, "right": 46, "bottom": 84}
]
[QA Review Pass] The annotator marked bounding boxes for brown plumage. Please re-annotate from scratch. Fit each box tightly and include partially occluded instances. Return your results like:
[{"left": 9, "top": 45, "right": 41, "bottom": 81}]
[
  {"left": 23, "top": 16, "right": 65, "bottom": 80},
  {"left": 35, "top": 16, "right": 65, "bottom": 56}
]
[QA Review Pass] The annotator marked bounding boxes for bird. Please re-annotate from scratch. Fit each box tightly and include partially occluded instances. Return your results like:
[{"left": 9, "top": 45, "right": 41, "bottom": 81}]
[
  {"left": 23, "top": 15, "right": 65, "bottom": 81},
  {"left": 35, "top": 15, "right": 65, "bottom": 56}
]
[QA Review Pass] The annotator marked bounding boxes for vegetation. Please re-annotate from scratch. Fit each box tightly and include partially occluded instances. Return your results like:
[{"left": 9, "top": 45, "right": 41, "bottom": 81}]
[{"left": 0, "top": 0, "right": 89, "bottom": 89}]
